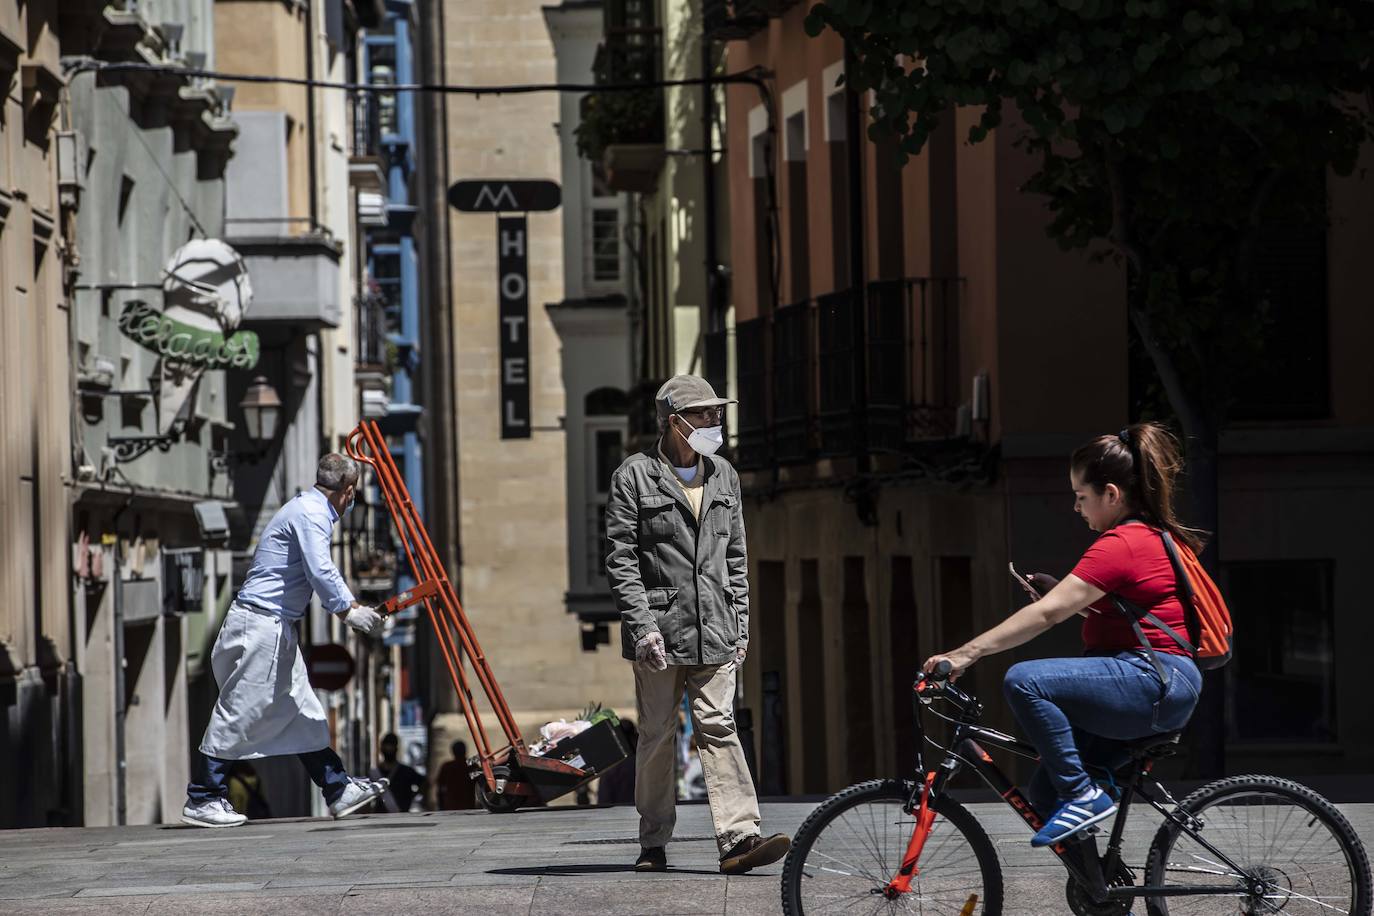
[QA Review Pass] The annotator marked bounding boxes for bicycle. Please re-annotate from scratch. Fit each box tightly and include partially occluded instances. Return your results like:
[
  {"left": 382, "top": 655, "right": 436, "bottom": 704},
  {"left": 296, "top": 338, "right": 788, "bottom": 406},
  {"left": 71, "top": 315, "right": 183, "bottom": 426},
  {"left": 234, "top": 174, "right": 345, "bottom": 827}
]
[{"left": 780, "top": 661, "right": 1371, "bottom": 915}]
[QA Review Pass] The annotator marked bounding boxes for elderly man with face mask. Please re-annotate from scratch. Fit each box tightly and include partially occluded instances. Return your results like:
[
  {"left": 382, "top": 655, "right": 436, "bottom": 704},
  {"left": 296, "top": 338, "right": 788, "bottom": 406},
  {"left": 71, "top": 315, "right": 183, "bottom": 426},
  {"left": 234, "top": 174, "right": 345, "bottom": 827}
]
[
  {"left": 182, "top": 454, "right": 389, "bottom": 827},
  {"left": 605, "top": 375, "right": 790, "bottom": 875}
]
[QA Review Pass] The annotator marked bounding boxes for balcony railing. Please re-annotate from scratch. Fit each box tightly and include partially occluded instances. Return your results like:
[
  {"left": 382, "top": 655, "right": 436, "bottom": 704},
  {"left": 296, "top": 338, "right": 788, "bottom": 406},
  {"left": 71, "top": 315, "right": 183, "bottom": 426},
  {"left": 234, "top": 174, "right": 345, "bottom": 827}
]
[
  {"left": 576, "top": 31, "right": 664, "bottom": 164},
  {"left": 735, "top": 317, "right": 769, "bottom": 469},
  {"left": 731, "top": 278, "right": 964, "bottom": 471},
  {"left": 816, "top": 289, "right": 858, "bottom": 457},
  {"left": 772, "top": 301, "right": 813, "bottom": 462},
  {"left": 351, "top": 90, "right": 383, "bottom": 160},
  {"left": 703, "top": 0, "right": 802, "bottom": 40},
  {"left": 355, "top": 290, "right": 391, "bottom": 371}
]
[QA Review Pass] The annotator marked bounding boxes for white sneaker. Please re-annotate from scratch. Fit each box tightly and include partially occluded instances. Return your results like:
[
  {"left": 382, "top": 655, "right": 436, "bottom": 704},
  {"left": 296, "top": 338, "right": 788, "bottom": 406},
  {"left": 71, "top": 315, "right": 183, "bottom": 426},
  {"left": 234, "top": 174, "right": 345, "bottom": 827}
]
[
  {"left": 182, "top": 797, "right": 247, "bottom": 828},
  {"left": 329, "top": 777, "right": 388, "bottom": 819}
]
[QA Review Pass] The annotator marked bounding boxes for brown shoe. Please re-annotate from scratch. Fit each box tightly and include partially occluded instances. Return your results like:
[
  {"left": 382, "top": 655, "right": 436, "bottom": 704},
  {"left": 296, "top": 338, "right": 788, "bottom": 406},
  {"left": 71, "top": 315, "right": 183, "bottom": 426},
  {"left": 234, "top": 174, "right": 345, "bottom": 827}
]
[
  {"left": 719, "top": 833, "right": 791, "bottom": 874},
  {"left": 635, "top": 846, "right": 667, "bottom": 872}
]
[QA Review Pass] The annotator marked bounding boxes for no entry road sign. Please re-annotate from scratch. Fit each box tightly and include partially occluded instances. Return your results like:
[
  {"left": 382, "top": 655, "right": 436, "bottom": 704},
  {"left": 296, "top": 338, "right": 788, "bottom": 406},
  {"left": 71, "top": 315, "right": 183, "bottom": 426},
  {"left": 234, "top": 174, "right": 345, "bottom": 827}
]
[
  {"left": 448, "top": 180, "right": 561, "bottom": 213},
  {"left": 304, "top": 643, "right": 355, "bottom": 691}
]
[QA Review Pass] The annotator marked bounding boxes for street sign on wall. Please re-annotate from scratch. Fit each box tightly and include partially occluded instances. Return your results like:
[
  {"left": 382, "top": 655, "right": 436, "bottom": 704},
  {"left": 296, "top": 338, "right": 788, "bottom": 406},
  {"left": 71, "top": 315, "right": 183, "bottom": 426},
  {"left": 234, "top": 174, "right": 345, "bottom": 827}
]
[
  {"left": 498, "top": 216, "right": 531, "bottom": 439},
  {"left": 448, "top": 180, "right": 561, "bottom": 213},
  {"left": 304, "top": 643, "right": 355, "bottom": 691}
]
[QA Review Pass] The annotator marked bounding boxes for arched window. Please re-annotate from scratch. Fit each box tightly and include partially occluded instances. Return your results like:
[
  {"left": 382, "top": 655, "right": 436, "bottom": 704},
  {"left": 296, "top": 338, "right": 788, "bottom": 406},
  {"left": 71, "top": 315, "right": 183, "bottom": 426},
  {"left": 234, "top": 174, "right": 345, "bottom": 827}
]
[{"left": 584, "top": 386, "right": 628, "bottom": 417}]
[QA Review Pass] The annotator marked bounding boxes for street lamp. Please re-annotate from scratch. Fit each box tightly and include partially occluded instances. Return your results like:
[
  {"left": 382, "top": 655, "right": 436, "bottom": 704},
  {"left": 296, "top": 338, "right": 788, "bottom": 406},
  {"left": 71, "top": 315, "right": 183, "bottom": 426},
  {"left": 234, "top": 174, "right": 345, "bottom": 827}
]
[{"left": 239, "top": 376, "right": 282, "bottom": 447}]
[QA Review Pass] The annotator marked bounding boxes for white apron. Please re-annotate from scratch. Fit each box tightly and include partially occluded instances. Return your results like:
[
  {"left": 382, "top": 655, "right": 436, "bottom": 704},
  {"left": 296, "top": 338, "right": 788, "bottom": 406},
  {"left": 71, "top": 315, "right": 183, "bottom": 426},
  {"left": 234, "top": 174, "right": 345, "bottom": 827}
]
[{"left": 199, "top": 602, "right": 331, "bottom": 759}]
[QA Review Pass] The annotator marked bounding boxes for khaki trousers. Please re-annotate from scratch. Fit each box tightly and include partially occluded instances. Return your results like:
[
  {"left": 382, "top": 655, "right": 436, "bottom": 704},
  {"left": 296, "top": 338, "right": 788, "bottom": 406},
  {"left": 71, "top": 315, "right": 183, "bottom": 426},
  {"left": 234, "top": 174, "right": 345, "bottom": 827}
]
[{"left": 634, "top": 661, "right": 761, "bottom": 854}]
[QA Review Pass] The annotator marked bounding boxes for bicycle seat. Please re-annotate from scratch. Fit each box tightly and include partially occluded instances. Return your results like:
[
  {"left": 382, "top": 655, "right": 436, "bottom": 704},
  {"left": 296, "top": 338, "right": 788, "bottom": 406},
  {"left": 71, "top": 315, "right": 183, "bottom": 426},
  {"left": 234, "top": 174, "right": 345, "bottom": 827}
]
[{"left": 1124, "top": 730, "right": 1184, "bottom": 760}]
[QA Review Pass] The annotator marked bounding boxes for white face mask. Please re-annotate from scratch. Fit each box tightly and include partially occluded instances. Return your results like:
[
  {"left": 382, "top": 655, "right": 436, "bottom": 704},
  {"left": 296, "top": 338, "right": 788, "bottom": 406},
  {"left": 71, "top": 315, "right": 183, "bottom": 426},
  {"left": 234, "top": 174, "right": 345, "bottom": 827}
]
[{"left": 676, "top": 418, "right": 724, "bottom": 457}]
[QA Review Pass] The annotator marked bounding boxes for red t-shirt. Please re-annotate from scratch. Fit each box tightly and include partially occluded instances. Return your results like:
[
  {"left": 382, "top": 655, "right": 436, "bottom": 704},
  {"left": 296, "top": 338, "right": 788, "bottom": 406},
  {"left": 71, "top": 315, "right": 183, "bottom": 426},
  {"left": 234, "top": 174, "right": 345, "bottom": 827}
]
[{"left": 1070, "top": 522, "right": 1190, "bottom": 656}]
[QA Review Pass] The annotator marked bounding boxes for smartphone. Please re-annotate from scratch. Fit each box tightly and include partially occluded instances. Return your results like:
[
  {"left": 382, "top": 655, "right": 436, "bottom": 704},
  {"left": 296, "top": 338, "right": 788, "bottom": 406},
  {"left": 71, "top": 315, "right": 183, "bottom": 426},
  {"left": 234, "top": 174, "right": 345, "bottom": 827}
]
[{"left": 1008, "top": 562, "right": 1042, "bottom": 599}]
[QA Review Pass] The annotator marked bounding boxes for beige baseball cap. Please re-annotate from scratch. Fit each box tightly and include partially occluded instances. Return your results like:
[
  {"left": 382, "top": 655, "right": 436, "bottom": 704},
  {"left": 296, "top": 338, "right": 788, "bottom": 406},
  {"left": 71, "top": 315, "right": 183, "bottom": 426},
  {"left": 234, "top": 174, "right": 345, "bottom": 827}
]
[{"left": 655, "top": 375, "right": 736, "bottom": 423}]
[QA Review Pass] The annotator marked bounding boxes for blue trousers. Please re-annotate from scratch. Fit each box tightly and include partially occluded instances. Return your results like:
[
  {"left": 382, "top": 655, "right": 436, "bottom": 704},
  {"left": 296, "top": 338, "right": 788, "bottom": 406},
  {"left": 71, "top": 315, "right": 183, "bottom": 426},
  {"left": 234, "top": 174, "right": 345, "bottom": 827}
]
[
  {"left": 1003, "top": 651, "right": 1201, "bottom": 817},
  {"left": 187, "top": 748, "right": 351, "bottom": 807}
]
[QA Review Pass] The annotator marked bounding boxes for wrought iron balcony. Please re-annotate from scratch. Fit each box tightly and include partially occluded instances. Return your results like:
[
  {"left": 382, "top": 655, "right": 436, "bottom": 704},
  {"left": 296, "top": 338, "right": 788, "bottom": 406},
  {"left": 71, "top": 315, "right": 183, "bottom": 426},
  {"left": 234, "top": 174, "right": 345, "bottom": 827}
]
[
  {"left": 703, "top": 0, "right": 802, "bottom": 40},
  {"left": 816, "top": 289, "right": 858, "bottom": 457},
  {"left": 728, "top": 277, "right": 964, "bottom": 471},
  {"left": 734, "top": 317, "right": 769, "bottom": 470},
  {"left": 871, "top": 277, "right": 962, "bottom": 442},
  {"left": 355, "top": 289, "right": 392, "bottom": 374},
  {"left": 576, "top": 29, "right": 664, "bottom": 187},
  {"left": 772, "top": 300, "right": 814, "bottom": 463}
]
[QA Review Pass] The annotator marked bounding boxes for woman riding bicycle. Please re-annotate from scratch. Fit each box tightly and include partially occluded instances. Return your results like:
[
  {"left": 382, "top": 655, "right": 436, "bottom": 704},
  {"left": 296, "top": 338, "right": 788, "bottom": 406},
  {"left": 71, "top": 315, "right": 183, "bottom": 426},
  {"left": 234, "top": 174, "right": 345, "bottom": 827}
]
[{"left": 924, "top": 422, "right": 1203, "bottom": 848}]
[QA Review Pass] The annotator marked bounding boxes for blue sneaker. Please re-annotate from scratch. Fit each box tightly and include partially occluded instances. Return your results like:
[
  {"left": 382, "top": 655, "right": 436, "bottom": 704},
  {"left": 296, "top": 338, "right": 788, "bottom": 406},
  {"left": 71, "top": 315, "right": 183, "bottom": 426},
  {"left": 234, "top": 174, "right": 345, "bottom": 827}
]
[{"left": 1031, "top": 787, "right": 1117, "bottom": 847}]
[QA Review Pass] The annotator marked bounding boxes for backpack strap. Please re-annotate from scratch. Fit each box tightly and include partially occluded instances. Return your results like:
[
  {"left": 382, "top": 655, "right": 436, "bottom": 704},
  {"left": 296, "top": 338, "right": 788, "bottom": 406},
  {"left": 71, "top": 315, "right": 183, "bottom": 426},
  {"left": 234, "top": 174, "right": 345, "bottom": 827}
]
[
  {"left": 1157, "top": 530, "right": 1204, "bottom": 650},
  {"left": 1112, "top": 596, "right": 1192, "bottom": 687},
  {"left": 1107, "top": 524, "right": 1203, "bottom": 687}
]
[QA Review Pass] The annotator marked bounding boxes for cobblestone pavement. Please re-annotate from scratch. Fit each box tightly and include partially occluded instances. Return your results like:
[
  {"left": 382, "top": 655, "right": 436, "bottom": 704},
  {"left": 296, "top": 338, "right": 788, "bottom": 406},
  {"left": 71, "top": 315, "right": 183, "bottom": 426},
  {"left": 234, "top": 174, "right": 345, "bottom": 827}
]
[{"left": 2, "top": 798, "right": 1371, "bottom": 914}]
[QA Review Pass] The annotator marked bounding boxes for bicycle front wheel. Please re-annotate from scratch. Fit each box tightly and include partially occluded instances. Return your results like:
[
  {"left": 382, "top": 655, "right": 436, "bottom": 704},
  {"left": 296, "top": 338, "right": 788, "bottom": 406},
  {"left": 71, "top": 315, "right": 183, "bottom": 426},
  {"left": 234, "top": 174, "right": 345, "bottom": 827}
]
[
  {"left": 1143, "top": 774, "right": 1372, "bottom": 915},
  {"left": 781, "top": 779, "right": 1003, "bottom": 915}
]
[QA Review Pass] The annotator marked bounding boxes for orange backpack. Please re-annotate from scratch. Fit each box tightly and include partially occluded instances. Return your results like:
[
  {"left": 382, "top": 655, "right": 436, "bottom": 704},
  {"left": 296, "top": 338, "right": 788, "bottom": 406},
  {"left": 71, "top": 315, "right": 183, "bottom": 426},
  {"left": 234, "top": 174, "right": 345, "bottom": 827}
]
[
  {"left": 1164, "top": 533, "right": 1234, "bottom": 668},
  {"left": 1112, "top": 528, "right": 1233, "bottom": 682}
]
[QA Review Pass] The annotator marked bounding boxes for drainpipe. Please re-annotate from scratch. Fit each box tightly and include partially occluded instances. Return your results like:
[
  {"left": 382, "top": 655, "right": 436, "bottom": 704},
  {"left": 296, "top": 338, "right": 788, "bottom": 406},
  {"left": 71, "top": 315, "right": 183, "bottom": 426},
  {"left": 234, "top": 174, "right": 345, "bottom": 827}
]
[
  {"left": 111, "top": 539, "right": 126, "bottom": 826},
  {"left": 304, "top": 0, "right": 320, "bottom": 234},
  {"left": 844, "top": 42, "right": 869, "bottom": 473},
  {"left": 110, "top": 492, "right": 134, "bottom": 826}
]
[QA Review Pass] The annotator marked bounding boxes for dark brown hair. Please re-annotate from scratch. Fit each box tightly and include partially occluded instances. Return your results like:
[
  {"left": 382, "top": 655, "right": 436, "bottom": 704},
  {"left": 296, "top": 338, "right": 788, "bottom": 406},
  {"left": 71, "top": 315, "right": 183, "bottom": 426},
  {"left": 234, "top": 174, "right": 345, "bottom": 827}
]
[{"left": 1070, "top": 423, "right": 1205, "bottom": 553}]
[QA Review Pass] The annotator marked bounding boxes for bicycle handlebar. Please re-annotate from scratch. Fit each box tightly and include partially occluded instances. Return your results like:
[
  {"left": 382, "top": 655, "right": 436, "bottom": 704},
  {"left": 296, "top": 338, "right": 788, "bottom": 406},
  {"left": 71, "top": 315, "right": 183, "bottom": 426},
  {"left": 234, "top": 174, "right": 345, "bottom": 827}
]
[
  {"left": 912, "top": 660, "right": 982, "bottom": 720},
  {"left": 916, "top": 659, "right": 954, "bottom": 686}
]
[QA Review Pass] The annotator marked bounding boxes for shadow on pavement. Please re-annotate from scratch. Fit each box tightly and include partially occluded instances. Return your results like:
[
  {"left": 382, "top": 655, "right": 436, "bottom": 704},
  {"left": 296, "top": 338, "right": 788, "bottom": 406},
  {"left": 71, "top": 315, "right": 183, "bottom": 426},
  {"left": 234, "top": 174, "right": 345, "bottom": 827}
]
[{"left": 487, "top": 864, "right": 727, "bottom": 877}]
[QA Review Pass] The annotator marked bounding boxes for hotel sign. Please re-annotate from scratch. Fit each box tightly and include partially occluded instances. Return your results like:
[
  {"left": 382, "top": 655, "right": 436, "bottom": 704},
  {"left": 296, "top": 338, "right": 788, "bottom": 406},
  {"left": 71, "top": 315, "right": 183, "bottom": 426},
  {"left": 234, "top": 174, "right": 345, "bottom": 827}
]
[
  {"left": 498, "top": 216, "right": 530, "bottom": 439},
  {"left": 448, "top": 180, "right": 561, "bottom": 213}
]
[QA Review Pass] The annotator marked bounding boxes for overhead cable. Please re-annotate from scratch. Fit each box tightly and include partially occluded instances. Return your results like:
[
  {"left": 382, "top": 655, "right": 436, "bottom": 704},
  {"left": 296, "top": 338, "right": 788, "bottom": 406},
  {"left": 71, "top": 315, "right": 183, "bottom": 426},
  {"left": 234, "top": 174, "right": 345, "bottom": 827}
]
[{"left": 64, "top": 59, "right": 773, "bottom": 96}]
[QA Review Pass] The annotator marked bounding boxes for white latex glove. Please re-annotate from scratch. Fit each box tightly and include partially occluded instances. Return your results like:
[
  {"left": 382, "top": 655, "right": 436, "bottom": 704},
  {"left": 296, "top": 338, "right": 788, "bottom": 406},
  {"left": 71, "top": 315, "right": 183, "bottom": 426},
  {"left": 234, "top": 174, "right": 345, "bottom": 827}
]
[
  {"left": 343, "top": 605, "right": 384, "bottom": 636},
  {"left": 735, "top": 644, "right": 747, "bottom": 667},
  {"left": 634, "top": 631, "right": 668, "bottom": 671}
]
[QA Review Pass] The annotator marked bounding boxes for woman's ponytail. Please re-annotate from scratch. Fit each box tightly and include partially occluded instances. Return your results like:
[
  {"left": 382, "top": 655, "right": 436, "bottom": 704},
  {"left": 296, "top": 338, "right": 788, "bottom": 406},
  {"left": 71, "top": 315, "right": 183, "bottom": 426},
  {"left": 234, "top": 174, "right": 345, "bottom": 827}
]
[{"left": 1071, "top": 422, "right": 1206, "bottom": 553}]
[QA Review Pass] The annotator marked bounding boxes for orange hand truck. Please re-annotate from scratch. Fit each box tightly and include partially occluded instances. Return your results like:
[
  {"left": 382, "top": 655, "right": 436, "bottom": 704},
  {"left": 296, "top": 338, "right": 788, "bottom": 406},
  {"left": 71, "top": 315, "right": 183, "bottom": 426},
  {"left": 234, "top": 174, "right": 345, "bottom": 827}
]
[{"left": 347, "top": 420, "right": 627, "bottom": 811}]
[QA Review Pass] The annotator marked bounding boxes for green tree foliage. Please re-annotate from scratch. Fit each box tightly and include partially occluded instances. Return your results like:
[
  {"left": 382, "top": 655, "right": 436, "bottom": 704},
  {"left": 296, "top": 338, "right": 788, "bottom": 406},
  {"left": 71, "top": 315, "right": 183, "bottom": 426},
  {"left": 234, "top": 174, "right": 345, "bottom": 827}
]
[
  {"left": 805, "top": 0, "right": 1373, "bottom": 490},
  {"left": 807, "top": 0, "right": 1374, "bottom": 775}
]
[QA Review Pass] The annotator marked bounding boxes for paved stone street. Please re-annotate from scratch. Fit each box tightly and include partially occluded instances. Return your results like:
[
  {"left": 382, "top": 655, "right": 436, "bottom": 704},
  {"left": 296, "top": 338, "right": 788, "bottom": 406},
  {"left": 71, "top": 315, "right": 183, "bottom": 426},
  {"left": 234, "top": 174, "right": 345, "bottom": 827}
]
[{"left": 1, "top": 799, "right": 1371, "bottom": 915}]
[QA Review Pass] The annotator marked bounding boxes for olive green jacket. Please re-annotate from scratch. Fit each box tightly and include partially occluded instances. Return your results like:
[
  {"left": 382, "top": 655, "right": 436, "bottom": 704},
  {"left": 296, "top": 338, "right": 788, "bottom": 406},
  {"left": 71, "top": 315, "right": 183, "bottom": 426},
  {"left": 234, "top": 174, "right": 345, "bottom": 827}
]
[{"left": 605, "top": 445, "right": 749, "bottom": 665}]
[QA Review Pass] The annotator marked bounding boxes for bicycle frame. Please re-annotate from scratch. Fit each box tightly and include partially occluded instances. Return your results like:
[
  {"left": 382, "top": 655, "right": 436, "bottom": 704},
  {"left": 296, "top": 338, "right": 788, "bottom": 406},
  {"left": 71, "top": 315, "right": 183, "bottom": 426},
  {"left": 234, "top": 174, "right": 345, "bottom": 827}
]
[{"left": 893, "top": 677, "right": 1260, "bottom": 904}]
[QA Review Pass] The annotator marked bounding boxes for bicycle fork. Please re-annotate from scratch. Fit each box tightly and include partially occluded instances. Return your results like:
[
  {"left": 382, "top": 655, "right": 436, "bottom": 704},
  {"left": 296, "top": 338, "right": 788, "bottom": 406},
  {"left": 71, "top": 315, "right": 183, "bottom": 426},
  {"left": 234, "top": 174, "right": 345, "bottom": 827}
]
[
  {"left": 884, "top": 771, "right": 938, "bottom": 898},
  {"left": 883, "top": 766, "right": 980, "bottom": 914}
]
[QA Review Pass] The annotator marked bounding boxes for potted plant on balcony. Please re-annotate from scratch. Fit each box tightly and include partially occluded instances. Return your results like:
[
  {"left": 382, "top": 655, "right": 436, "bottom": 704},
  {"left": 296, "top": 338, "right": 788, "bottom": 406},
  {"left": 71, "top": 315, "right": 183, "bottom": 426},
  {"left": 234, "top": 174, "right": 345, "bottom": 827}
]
[{"left": 574, "top": 40, "right": 665, "bottom": 192}]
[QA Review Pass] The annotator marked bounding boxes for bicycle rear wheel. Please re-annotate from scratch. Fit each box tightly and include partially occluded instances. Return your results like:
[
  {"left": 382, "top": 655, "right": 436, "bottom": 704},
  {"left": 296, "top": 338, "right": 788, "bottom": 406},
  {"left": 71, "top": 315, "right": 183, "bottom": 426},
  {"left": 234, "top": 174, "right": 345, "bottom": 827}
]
[
  {"left": 781, "top": 779, "right": 1003, "bottom": 915},
  {"left": 1143, "top": 774, "right": 1372, "bottom": 915}
]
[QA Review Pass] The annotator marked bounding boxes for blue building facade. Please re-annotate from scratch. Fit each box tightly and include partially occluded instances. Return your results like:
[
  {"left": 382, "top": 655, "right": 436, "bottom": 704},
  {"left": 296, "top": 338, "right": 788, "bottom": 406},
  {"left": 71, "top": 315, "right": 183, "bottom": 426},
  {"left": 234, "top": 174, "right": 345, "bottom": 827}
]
[
  {"left": 362, "top": 1, "right": 424, "bottom": 523},
  {"left": 354, "top": 0, "right": 428, "bottom": 734}
]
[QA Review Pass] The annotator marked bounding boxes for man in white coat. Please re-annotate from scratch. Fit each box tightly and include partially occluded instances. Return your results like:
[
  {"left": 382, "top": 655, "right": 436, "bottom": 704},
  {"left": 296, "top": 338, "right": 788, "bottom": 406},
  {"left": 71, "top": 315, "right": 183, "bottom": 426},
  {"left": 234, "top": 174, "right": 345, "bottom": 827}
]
[{"left": 182, "top": 454, "right": 389, "bottom": 827}]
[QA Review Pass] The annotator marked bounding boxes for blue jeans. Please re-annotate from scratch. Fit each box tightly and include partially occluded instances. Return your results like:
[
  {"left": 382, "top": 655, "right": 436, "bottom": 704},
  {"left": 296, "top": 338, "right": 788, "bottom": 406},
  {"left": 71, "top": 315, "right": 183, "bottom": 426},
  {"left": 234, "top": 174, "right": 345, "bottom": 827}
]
[
  {"left": 187, "top": 748, "right": 352, "bottom": 807},
  {"left": 1003, "top": 651, "right": 1201, "bottom": 817}
]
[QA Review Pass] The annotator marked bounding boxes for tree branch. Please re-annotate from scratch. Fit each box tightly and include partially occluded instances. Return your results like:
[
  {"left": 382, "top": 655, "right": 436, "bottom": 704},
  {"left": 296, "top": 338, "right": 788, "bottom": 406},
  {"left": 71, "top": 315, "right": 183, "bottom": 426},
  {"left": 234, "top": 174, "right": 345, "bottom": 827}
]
[
  {"left": 1104, "top": 157, "right": 1145, "bottom": 273},
  {"left": 1129, "top": 303, "right": 1205, "bottom": 441}
]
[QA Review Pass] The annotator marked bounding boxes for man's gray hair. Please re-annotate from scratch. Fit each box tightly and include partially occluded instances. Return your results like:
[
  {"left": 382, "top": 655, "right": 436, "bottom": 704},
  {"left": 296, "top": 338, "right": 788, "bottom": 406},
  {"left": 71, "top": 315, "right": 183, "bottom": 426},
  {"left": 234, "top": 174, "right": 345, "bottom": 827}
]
[{"left": 316, "top": 453, "right": 360, "bottom": 491}]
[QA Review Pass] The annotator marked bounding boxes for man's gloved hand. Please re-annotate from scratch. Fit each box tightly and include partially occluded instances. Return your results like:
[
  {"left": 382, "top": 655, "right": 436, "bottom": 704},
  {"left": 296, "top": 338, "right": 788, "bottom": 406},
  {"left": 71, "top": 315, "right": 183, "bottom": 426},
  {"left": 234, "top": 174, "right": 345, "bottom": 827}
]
[
  {"left": 1027, "top": 573, "right": 1060, "bottom": 597},
  {"left": 634, "top": 631, "right": 668, "bottom": 672},
  {"left": 344, "top": 605, "right": 384, "bottom": 636},
  {"left": 734, "top": 644, "right": 747, "bottom": 667}
]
